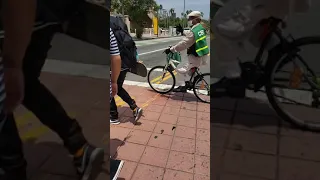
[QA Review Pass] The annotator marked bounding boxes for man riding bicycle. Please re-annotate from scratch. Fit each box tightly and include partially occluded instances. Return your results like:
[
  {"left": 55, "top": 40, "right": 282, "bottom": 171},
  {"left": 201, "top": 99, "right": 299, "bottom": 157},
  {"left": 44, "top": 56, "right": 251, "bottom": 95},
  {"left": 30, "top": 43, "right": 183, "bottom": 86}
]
[
  {"left": 211, "top": 0, "right": 311, "bottom": 97},
  {"left": 165, "top": 11, "right": 209, "bottom": 92}
]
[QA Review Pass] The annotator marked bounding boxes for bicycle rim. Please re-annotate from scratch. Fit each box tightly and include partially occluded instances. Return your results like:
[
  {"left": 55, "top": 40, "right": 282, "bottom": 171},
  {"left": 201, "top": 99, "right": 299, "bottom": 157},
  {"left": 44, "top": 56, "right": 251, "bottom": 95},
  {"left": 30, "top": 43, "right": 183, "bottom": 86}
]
[
  {"left": 193, "top": 73, "right": 210, "bottom": 103},
  {"left": 266, "top": 39, "right": 320, "bottom": 131},
  {"left": 148, "top": 66, "right": 175, "bottom": 94}
]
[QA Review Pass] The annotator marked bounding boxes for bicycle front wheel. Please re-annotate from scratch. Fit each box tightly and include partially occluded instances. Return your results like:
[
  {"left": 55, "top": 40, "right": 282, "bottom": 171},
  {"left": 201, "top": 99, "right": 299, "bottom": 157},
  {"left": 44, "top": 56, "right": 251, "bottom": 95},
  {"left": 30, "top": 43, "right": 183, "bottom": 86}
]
[
  {"left": 265, "top": 36, "right": 320, "bottom": 131},
  {"left": 193, "top": 73, "right": 210, "bottom": 103},
  {"left": 148, "top": 66, "right": 176, "bottom": 94}
]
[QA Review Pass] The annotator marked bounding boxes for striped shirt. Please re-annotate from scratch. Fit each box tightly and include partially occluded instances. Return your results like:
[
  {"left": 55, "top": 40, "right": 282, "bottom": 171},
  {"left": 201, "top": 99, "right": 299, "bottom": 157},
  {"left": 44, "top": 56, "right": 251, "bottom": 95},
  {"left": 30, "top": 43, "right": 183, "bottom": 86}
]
[
  {"left": 110, "top": 28, "right": 120, "bottom": 100},
  {"left": 110, "top": 28, "right": 120, "bottom": 56}
]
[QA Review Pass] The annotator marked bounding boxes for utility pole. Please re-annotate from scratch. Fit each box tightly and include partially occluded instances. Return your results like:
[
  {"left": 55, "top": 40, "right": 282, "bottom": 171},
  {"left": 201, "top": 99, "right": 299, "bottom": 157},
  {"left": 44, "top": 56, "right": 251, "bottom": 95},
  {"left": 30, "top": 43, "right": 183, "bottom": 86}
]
[
  {"left": 121, "top": 4, "right": 124, "bottom": 21},
  {"left": 183, "top": 0, "right": 185, "bottom": 28}
]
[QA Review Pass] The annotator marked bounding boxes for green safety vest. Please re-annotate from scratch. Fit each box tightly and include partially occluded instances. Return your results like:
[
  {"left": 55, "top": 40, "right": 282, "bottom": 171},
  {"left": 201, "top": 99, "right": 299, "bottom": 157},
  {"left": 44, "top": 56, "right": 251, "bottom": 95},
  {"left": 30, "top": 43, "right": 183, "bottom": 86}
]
[{"left": 190, "top": 24, "right": 209, "bottom": 56}]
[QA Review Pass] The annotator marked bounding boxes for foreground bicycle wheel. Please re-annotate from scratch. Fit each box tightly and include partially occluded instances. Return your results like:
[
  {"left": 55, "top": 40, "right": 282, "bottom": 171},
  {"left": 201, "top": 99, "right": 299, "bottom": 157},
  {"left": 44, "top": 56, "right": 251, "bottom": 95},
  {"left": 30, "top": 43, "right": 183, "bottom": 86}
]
[
  {"left": 193, "top": 73, "right": 210, "bottom": 103},
  {"left": 148, "top": 66, "right": 176, "bottom": 94},
  {"left": 265, "top": 37, "right": 320, "bottom": 131}
]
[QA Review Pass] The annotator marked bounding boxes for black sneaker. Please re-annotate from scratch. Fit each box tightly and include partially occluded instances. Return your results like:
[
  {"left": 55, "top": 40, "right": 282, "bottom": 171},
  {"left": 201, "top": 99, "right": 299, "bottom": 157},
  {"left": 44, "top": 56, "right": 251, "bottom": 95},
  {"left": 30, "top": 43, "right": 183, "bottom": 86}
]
[
  {"left": 110, "top": 159, "right": 124, "bottom": 180},
  {"left": 73, "top": 144, "right": 104, "bottom": 180},
  {"left": 133, "top": 107, "right": 143, "bottom": 122},
  {"left": 173, "top": 86, "right": 187, "bottom": 92},
  {"left": 211, "top": 77, "right": 246, "bottom": 98},
  {"left": 110, "top": 118, "right": 120, "bottom": 125}
]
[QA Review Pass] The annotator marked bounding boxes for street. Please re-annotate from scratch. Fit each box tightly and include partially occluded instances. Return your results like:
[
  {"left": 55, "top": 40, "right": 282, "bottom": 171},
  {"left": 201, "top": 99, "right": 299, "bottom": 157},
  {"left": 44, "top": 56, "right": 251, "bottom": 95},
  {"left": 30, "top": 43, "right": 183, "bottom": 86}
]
[
  {"left": 47, "top": 34, "right": 210, "bottom": 86},
  {"left": 128, "top": 36, "right": 211, "bottom": 84}
]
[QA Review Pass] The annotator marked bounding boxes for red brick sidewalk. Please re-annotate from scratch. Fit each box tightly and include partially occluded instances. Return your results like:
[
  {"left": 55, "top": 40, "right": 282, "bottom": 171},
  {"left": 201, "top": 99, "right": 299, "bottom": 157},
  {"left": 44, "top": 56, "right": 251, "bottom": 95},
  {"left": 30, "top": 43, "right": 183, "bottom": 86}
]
[
  {"left": 111, "top": 84, "right": 210, "bottom": 180},
  {"left": 15, "top": 72, "right": 108, "bottom": 180},
  {"left": 211, "top": 97, "right": 320, "bottom": 180}
]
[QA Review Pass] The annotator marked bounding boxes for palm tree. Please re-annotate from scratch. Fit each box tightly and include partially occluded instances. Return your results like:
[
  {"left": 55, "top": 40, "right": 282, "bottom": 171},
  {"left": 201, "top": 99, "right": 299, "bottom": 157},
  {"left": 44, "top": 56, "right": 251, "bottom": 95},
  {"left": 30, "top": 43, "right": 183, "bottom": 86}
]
[
  {"left": 186, "top": 10, "right": 193, "bottom": 16},
  {"left": 159, "top": 4, "right": 163, "bottom": 19},
  {"left": 169, "top": 8, "right": 174, "bottom": 26},
  {"left": 169, "top": 8, "right": 174, "bottom": 17}
]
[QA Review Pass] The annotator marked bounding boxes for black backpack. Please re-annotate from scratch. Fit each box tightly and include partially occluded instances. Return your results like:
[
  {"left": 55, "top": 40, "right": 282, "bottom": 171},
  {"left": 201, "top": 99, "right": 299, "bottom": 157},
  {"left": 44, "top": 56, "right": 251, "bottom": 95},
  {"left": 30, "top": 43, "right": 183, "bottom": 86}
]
[{"left": 110, "top": 16, "right": 137, "bottom": 70}]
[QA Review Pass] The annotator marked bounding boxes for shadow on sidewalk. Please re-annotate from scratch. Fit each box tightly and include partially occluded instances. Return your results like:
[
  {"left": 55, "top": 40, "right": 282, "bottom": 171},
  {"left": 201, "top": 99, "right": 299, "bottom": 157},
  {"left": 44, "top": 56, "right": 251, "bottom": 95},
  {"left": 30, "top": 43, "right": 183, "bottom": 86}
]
[
  {"left": 23, "top": 137, "right": 108, "bottom": 180},
  {"left": 211, "top": 97, "right": 283, "bottom": 129},
  {"left": 118, "top": 107, "right": 142, "bottom": 126},
  {"left": 110, "top": 138, "right": 125, "bottom": 158}
]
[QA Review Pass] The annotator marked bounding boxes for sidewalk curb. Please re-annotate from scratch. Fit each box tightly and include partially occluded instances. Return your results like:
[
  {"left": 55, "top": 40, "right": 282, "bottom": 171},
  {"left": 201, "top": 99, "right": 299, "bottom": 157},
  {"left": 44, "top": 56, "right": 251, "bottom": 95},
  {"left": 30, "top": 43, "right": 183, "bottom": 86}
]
[{"left": 133, "top": 36, "right": 182, "bottom": 41}]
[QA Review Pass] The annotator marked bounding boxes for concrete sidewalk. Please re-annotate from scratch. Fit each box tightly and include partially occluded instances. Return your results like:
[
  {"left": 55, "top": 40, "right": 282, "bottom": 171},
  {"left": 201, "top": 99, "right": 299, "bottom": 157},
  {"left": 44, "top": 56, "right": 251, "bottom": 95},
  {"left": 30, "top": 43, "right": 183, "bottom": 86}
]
[
  {"left": 111, "top": 85, "right": 210, "bottom": 180},
  {"left": 211, "top": 96, "right": 320, "bottom": 180}
]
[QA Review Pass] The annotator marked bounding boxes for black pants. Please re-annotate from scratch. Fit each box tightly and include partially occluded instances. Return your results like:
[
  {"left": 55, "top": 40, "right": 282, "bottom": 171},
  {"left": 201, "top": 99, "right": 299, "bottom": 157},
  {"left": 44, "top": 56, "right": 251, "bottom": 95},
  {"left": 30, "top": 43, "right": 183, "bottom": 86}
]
[
  {"left": 0, "top": 26, "right": 87, "bottom": 179},
  {"left": 110, "top": 70, "right": 136, "bottom": 119}
]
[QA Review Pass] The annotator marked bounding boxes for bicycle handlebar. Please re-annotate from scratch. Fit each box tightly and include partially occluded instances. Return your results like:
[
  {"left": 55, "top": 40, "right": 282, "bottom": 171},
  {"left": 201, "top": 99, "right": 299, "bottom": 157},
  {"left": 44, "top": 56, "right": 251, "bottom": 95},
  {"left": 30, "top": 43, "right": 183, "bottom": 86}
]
[
  {"left": 260, "top": 16, "right": 287, "bottom": 29},
  {"left": 163, "top": 46, "right": 172, "bottom": 54}
]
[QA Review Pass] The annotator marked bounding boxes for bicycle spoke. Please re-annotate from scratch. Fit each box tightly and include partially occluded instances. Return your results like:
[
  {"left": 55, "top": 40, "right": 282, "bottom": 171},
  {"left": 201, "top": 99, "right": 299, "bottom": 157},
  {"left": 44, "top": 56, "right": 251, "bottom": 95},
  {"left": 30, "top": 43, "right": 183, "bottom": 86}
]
[
  {"left": 271, "top": 91, "right": 312, "bottom": 107},
  {"left": 265, "top": 38, "right": 320, "bottom": 131}
]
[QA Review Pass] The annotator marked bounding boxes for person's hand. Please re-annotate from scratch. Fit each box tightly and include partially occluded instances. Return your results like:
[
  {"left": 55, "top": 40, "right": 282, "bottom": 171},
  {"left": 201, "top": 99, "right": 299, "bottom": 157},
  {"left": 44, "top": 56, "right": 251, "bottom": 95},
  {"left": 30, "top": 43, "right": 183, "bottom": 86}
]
[
  {"left": 3, "top": 67, "right": 24, "bottom": 113},
  {"left": 111, "top": 82, "right": 118, "bottom": 97},
  {"left": 164, "top": 48, "right": 172, "bottom": 54}
]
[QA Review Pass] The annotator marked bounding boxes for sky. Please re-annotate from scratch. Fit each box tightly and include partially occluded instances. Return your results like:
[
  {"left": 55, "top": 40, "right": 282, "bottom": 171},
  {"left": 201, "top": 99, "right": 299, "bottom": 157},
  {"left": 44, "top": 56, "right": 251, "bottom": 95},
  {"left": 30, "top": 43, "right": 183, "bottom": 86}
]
[{"left": 155, "top": 0, "right": 210, "bottom": 20}]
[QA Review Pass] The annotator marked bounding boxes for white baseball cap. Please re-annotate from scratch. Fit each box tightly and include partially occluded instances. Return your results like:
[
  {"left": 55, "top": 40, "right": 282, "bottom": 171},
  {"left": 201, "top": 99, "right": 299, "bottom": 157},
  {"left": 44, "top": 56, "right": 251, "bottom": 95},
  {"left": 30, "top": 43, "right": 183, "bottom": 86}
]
[{"left": 187, "top": 11, "right": 202, "bottom": 19}]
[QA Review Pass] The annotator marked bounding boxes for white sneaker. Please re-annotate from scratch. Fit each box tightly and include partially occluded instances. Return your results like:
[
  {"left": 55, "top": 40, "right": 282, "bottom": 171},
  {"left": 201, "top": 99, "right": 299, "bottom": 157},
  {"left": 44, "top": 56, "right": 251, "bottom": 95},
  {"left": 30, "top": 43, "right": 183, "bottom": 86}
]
[{"left": 110, "top": 119, "right": 120, "bottom": 125}]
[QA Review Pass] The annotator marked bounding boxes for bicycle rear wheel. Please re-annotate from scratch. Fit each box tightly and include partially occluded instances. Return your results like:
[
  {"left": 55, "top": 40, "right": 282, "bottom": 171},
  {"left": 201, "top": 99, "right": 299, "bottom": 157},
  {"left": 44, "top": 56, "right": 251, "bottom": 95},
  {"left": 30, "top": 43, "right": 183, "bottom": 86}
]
[
  {"left": 148, "top": 66, "right": 176, "bottom": 94},
  {"left": 265, "top": 36, "right": 320, "bottom": 131},
  {"left": 193, "top": 73, "right": 210, "bottom": 103}
]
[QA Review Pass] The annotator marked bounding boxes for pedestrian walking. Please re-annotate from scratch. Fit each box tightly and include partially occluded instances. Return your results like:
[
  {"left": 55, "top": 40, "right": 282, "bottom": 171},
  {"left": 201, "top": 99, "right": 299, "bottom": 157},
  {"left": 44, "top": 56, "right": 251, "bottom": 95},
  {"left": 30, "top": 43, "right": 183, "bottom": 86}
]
[
  {"left": 0, "top": 0, "right": 105, "bottom": 180},
  {"left": 109, "top": 26, "right": 125, "bottom": 180},
  {"left": 109, "top": 4, "right": 143, "bottom": 125}
]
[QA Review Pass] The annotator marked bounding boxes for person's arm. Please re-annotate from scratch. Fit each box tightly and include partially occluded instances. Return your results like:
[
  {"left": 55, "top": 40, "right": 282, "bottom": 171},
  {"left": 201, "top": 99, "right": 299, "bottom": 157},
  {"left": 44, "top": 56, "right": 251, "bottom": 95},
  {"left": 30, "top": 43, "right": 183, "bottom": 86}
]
[
  {"left": 170, "top": 31, "right": 195, "bottom": 52},
  {"left": 110, "top": 55, "right": 121, "bottom": 83},
  {"left": 2, "top": 0, "right": 36, "bottom": 68},
  {"left": 110, "top": 28, "right": 121, "bottom": 84}
]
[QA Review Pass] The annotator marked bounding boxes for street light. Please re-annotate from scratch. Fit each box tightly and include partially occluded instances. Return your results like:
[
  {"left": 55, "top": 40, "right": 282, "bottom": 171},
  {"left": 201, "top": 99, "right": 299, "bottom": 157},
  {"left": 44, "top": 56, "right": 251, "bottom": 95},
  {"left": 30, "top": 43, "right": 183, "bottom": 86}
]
[{"left": 183, "top": 0, "right": 185, "bottom": 28}]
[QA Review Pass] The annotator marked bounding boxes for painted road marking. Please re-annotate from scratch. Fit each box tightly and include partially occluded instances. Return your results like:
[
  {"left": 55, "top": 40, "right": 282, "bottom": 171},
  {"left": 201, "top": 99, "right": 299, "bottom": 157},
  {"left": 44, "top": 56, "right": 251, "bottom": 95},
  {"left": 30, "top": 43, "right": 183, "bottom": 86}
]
[
  {"left": 18, "top": 68, "right": 176, "bottom": 139},
  {"left": 135, "top": 37, "right": 182, "bottom": 47},
  {"left": 19, "top": 96, "right": 135, "bottom": 140},
  {"left": 139, "top": 48, "right": 168, "bottom": 56},
  {"left": 18, "top": 74, "right": 209, "bottom": 140},
  {"left": 20, "top": 112, "right": 76, "bottom": 140}
]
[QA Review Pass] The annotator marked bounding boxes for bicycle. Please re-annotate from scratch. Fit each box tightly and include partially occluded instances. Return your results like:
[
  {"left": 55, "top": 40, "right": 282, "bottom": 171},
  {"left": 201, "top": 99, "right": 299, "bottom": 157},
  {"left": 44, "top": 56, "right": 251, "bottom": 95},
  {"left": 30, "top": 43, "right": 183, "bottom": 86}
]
[
  {"left": 147, "top": 50, "right": 210, "bottom": 103},
  {"left": 233, "top": 16, "right": 320, "bottom": 131}
]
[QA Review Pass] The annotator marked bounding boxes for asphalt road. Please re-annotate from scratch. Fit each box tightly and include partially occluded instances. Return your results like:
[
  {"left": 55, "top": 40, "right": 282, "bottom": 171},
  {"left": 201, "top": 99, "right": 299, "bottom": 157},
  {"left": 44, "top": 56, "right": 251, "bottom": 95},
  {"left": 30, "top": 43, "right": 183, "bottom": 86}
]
[{"left": 124, "top": 37, "right": 210, "bottom": 83}]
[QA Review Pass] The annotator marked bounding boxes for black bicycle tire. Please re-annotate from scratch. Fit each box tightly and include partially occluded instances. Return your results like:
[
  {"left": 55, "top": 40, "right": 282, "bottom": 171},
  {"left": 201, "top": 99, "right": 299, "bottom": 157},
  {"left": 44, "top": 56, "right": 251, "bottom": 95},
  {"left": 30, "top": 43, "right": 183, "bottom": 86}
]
[
  {"left": 147, "top": 66, "right": 176, "bottom": 94},
  {"left": 193, "top": 73, "right": 211, "bottom": 103},
  {"left": 265, "top": 36, "right": 320, "bottom": 131}
]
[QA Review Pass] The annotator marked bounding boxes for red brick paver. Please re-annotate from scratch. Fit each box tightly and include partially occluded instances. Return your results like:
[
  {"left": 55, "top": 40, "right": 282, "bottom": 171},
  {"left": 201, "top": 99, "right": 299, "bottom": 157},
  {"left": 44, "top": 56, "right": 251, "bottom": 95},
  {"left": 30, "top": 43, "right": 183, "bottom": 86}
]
[
  {"left": 110, "top": 85, "right": 210, "bottom": 180},
  {"left": 15, "top": 72, "right": 109, "bottom": 179},
  {"left": 211, "top": 97, "right": 320, "bottom": 180}
]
